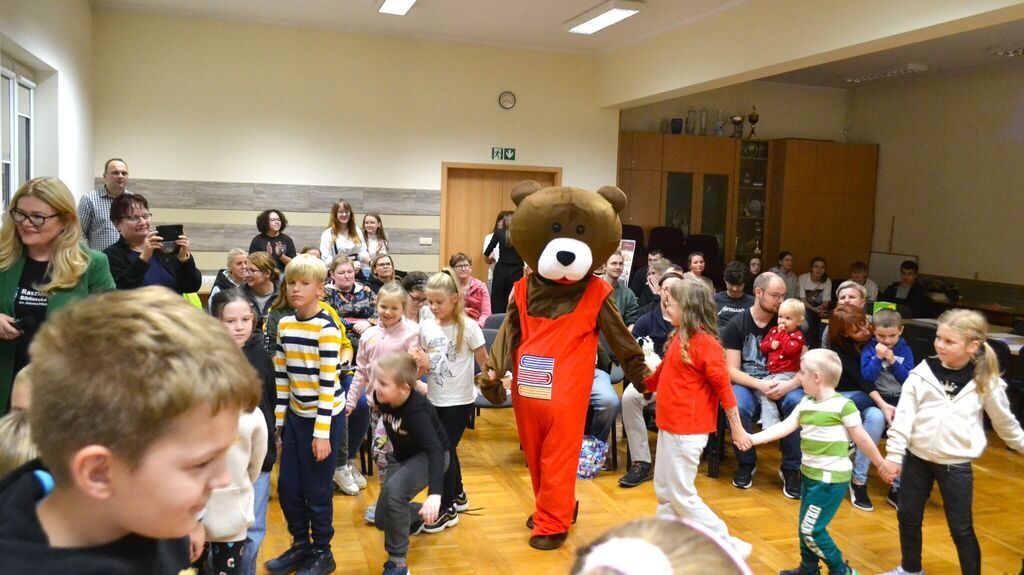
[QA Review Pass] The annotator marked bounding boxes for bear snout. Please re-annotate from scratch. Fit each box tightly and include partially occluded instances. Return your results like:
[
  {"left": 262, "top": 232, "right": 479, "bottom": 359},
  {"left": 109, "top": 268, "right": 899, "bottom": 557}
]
[{"left": 556, "top": 251, "right": 576, "bottom": 266}]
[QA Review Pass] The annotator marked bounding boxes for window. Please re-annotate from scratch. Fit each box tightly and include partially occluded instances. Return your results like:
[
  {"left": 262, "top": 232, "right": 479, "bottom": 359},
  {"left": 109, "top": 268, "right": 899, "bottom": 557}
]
[{"left": 1, "top": 57, "right": 34, "bottom": 208}]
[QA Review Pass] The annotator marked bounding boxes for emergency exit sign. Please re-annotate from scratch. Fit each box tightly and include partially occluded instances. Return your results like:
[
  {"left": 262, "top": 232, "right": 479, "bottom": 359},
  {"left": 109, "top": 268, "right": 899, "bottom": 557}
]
[{"left": 492, "top": 147, "right": 516, "bottom": 161}]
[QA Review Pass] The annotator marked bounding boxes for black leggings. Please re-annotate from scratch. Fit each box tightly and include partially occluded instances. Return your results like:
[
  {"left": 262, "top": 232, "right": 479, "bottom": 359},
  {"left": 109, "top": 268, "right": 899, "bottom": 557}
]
[
  {"left": 897, "top": 450, "right": 979, "bottom": 575},
  {"left": 435, "top": 403, "right": 474, "bottom": 510},
  {"left": 196, "top": 540, "right": 246, "bottom": 575},
  {"left": 490, "top": 263, "right": 523, "bottom": 314}
]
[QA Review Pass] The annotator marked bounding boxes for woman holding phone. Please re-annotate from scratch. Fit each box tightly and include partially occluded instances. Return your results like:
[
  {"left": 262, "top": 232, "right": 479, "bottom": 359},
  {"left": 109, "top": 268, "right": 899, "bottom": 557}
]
[
  {"left": 0, "top": 177, "right": 115, "bottom": 413},
  {"left": 104, "top": 193, "right": 202, "bottom": 294}
]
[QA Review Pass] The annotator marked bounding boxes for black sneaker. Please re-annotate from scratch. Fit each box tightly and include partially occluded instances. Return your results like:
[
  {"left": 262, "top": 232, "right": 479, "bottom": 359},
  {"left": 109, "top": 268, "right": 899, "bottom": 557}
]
[
  {"left": 422, "top": 506, "right": 460, "bottom": 534},
  {"left": 409, "top": 517, "right": 425, "bottom": 535},
  {"left": 265, "top": 542, "right": 312, "bottom": 575},
  {"left": 297, "top": 548, "right": 336, "bottom": 575},
  {"left": 454, "top": 490, "right": 469, "bottom": 513},
  {"left": 779, "top": 468, "right": 801, "bottom": 499},
  {"left": 779, "top": 565, "right": 820, "bottom": 575},
  {"left": 732, "top": 464, "right": 756, "bottom": 489},
  {"left": 886, "top": 486, "right": 899, "bottom": 510},
  {"left": 849, "top": 482, "right": 873, "bottom": 511},
  {"left": 618, "top": 461, "right": 653, "bottom": 487}
]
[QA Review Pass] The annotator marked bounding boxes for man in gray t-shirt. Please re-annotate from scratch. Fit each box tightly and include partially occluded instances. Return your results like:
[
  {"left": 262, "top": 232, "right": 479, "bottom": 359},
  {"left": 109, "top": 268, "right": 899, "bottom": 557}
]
[{"left": 78, "top": 158, "right": 129, "bottom": 251}]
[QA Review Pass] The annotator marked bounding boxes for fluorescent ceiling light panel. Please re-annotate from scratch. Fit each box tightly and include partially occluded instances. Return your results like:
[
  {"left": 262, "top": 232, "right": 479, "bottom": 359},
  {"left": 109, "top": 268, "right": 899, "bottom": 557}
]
[
  {"left": 844, "top": 62, "right": 928, "bottom": 84},
  {"left": 567, "top": 1, "right": 642, "bottom": 35},
  {"left": 377, "top": 0, "right": 416, "bottom": 16}
]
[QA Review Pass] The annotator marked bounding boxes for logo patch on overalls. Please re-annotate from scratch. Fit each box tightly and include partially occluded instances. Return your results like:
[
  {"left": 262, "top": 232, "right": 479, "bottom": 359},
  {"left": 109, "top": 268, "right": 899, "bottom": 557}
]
[{"left": 517, "top": 355, "right": 554, "bottom": 400}]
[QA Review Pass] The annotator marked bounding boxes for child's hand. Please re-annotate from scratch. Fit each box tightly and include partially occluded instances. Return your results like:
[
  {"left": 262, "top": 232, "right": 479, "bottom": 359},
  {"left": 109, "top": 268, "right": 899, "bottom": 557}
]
[
  {"left": 188, "top": 520, "right": 206, "bottom": 563},
  {"left": 419, "top": 494, "right": 442, "bottom": 525},
  {"left": 732, "top": 427, "right": 753, "bottom": 451},
  {"left": 274, "top": 426, "right": 283, "bottom": 450},
  {"left": 878, "top": 460, "right": 901, "bottom": 484},
  {"left": 312, "top": 438, "right": 332, "bottom": 462},
  {"left": 771, "top": 340, "right": 780, "bottom": 350},
  {"left": 409, "top": 347, "right": 429, "bottom": 372}
]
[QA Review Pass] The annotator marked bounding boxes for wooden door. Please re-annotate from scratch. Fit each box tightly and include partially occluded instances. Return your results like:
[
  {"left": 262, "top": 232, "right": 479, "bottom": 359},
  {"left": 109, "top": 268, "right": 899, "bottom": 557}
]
[{"left": 441, "top": 163, "right": 561, "bottom": 281}]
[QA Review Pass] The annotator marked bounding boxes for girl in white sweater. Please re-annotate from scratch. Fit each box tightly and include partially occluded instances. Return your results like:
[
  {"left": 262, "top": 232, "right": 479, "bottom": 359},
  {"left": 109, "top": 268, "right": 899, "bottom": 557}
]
[{"left": 880, "top": 309, "right": 1024, "bottom": 575}]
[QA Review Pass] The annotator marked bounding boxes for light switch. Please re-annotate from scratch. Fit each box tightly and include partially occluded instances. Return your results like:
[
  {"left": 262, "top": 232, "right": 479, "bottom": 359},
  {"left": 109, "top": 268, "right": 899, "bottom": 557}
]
[{"left": 419, "top": 237, "right": 433, "bottom": 246}]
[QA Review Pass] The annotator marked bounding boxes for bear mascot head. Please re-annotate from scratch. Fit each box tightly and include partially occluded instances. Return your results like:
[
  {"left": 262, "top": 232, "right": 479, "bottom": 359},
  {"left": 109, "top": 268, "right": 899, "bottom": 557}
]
[{"left": 507, "top": 179, "right": 626, "bottom": 283}]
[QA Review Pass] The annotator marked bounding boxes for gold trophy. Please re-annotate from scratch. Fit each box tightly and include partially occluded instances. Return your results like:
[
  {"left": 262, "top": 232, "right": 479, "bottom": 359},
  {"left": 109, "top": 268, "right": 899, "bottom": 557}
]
[{"left": 747, "top": 106, "right": 760, "bottom": 139}]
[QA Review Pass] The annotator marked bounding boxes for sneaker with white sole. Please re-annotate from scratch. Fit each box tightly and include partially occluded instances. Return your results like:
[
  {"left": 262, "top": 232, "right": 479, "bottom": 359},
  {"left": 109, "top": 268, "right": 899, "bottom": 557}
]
[
  {"left": 333, "top": 464, "right": 359, "bottom": 496},
  {"left": 849, "top": 482, "right": 873, "bottom": 511},
  {"left": 350, "top": 464, "right": 367, "bottom": 489},
  {"left": 779, "top": 468, "right": 801, "bottom": 499},
  {"left": 732, "top": 463, "right": 756, "bottom": 489},
  {"left": 454, "top": 491, "right": 469, "bottom": 513},
  {"left": 422, "top": 506, "right": 459, "bottom": 534},
  {"left": 876, "top": 567, "right": 924, "bottom": 575}
]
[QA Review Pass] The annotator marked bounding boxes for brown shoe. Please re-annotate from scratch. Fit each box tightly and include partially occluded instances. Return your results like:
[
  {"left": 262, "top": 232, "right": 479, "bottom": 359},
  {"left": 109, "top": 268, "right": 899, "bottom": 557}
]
[
  {"left": 529, "top": 532, "right": 568, "bottom": 550},
  {"left": 526, "top": 501, "right": 578, "bottom": 529}
]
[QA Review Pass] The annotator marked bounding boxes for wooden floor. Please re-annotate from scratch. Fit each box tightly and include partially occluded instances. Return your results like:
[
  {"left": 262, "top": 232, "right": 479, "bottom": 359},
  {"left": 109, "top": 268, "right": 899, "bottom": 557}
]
[{"left": 260, "top": 407, "right": 1024, "bottom": 575}]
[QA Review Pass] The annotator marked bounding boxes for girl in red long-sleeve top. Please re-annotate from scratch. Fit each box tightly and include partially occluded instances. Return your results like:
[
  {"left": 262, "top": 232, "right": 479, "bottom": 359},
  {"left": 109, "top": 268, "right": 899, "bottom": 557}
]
[
  {"left": 644, "top": 279, "right": 755, "bottom": 560},
  {"left": 759, "top": 298, "right": 806, "bottom": 375}
]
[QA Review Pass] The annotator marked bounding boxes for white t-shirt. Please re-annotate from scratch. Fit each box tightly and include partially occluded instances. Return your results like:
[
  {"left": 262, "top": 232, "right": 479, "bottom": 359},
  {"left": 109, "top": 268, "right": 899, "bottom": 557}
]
[
  {"left": 862, "top": 278, "right": 879, "bottom": 301},
  {"left": 419, "top": 316, "right": 485, "bottom": 407},
  {"left": 798, "top": 273, "right": 832, "bottom": 307}
]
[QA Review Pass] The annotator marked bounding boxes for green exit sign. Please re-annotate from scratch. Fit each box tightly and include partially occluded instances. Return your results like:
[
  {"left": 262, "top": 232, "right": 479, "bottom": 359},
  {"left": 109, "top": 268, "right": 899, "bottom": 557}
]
[{"left": 491, "top": 147, "right": 516, "bottom": 161}]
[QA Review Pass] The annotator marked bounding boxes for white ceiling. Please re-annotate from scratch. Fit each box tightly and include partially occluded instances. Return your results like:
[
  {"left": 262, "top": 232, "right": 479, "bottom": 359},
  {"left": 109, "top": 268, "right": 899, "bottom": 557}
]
[
  {"left": 766, "top": 19, "right": 1024, "bottom": 89},
  {"left": 92, "top": 0, "right": 748, "bottom": 54}
]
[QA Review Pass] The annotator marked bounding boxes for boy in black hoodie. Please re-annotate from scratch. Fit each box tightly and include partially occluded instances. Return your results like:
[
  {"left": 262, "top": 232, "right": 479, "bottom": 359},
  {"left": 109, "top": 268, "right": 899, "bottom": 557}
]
[
  {"left": 373, "top": 352, "right": 450, "bottom": 575},
  {"left": 0, "top": 287, "right": 261, "bottom": 575}
]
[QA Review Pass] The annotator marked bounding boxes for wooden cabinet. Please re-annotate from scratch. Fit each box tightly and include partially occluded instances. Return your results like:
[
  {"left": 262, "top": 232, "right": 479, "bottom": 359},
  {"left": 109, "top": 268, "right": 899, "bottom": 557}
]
[
  {"left": 619, "top": 131, "right": 663, "bottom": 170},
  {"left": 618, "top": 169, "right": 662, "bottom": 228},
  {"left": 765, "top": 139, "right": 878, "bottom": 275}
]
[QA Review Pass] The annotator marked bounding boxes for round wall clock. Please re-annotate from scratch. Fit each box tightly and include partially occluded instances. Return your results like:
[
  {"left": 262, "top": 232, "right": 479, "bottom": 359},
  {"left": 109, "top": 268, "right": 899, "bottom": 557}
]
[{"left": 498, "top": 91, "right": 516, "bottom": 110}]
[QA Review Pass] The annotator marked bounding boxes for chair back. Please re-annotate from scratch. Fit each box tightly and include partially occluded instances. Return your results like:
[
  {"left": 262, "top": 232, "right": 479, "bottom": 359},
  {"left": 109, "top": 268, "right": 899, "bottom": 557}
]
[
  {"left": 647, "top": 226, "right": 686, "bottom": 264},
  {"left": 484, "top": 313, "right": 506, "bottom": 329}
]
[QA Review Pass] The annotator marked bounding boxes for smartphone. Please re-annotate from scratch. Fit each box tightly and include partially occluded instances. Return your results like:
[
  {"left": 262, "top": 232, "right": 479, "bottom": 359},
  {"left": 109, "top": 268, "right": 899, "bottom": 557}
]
[{"left": 155, "top": 224, "right": 184, "bottom": 255}]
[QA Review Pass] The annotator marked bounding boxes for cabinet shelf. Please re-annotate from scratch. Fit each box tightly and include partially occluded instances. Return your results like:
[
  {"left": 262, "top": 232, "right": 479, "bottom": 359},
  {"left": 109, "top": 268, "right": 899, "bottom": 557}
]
[
  {"left": 737, "top": 216, "right": 764, "bottom": 221},
  {"left": 739, "top": 186, "right": 766, "bottom": 191}
]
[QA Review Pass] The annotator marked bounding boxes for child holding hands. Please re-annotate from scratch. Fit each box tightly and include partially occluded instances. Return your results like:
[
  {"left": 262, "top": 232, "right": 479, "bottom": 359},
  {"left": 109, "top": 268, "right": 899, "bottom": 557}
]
[{"left": 748, "top": 348, "right": 894, "bottom": 575}]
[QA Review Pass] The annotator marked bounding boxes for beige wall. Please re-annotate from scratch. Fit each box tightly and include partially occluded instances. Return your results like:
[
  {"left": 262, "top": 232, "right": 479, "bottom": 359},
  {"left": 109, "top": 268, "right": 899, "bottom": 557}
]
[
  {"left": 92, "top": 10, "right": 618, "bottom": 192},
  {"left": 0, "top": 0, "right": 92, "bottom": 195},
  {"left": 848, "top": 61, "right": 1024, "bottom": 284},
  {"left": 620, "top": 80, "right": 850, "bottom": 141},
  {"left": 598, "top": 0, "right": 1024, "bottom": 108}
]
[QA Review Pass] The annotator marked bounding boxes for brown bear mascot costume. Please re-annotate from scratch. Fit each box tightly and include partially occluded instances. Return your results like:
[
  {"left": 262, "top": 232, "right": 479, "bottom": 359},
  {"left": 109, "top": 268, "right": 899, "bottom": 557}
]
[{"left": 478, "top": 180, "right": 649, "bottom": 550}]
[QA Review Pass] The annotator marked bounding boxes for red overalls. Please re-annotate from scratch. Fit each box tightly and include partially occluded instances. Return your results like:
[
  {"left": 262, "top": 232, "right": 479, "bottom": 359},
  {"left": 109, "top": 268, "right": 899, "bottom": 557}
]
[{"left": 511, "top": 275, "right": 611, "bottom": 536}]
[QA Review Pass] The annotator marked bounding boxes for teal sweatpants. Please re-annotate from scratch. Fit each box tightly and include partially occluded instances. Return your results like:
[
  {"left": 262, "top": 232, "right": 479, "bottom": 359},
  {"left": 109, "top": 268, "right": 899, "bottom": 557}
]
[{"left": 798, "top": 475, "right": 847, "bottom": 573}]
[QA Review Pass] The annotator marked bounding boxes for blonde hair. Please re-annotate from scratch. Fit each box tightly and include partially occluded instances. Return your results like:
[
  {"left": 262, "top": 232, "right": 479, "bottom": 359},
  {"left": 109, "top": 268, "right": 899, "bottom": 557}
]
[
  {"left": 937, "top": 309, "right": 1000, "bottom": 394},
  {"left": 666, "top": 279, "right": 720, "bottom": 364},
  {"left": 0, "top": 177, "right": 89, "bottom": 293},
  {"left": 426, "top": 269, "right": 467, "bottom": 351},
  {"left": 572, "top": 517, "right": 751, "bottom": 575},
  {"left": 779, "top": 298, "right": 806, "bottom": 320},
  {"left": 377, "top": 280, "right": 409, "bottom": 310},
  {"left": 0, "top": 411, "right": 37, "bottom": 477},
  {"left": 377, "top": 352, "right": 418, "bottom": 389},
  {"left": 247, "top": 251, "right": 280, "bottom": 284},
  {"left": 800, "top": 348, "right": 842, "bottom": 389},
  {"left": 330, "top": 254, "right": 355, "bottom": 274},
  {"left": 226, "top": 247, "right": 247, "bottom": 263},
  {"left": 328, "top": 200, "right": 361, "bottom": 244},
  {"left": 284, "top": 253, "right": 328, "bottom": 284},
  {"left": 28, "top": 287, "right": 262, "bottom": 484},
  {"left": 270, "top": 278, "right": 290, "bottom": 312}
]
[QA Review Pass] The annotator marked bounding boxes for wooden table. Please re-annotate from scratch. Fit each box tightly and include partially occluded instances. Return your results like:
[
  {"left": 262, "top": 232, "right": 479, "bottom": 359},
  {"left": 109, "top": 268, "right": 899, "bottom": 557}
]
[{"left": 930, "top": 298, "right": 1023, "bottom": 327}]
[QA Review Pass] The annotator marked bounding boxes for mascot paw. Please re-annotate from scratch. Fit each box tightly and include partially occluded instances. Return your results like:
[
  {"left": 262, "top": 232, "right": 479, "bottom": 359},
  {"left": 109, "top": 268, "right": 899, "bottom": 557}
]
[{"left": 476, "top": 374, "right": 508, "bottom": 405}]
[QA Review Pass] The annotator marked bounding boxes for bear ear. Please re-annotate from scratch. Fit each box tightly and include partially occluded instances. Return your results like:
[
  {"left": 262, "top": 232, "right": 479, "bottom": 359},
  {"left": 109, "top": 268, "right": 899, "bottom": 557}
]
[
  {"left": 596, "top": 185, "right": 627, "bottom": 214},
  {"left": 510, "top": 180, "right": 543, "bottom": 206}
]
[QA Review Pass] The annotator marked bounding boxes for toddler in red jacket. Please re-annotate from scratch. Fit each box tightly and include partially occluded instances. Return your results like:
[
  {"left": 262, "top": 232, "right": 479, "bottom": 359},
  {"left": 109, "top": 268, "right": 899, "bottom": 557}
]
[{"left": 757, "top": 298, "right": 807, "bottom": 426}]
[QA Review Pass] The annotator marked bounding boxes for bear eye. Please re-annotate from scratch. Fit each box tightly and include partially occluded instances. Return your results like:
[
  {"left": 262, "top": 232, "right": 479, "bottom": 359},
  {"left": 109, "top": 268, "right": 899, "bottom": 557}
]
[
  {"left": 576, "top": 225, "right": 585, "bottom": 235},
  {"left": 552, "top": 223, "right": 562, "bottom": 233}
]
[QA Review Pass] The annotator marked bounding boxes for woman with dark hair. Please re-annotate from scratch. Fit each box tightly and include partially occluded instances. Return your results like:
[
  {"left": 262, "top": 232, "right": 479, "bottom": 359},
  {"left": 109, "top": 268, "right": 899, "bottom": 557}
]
[
  {"left": 358, "top": 213, "right": 389, "bottom": 280},
  {"left": 482, "top": 210, "right": 512, "bottom": 291},
  {"left": 449, "top": 252, "right": 491, "bottom": 327},
  {"left": 104, "top": 192, "right": 201, "bottom": 294},
  {"left": 248, "top": 209, "right": 295, "bottom": 273},
  {"left": 366, "top": 254, "right": 405, "bottom": 294},
  {"left": 826, "top": 304, "right": 892, "bottom": 512},
  {"left": 319, "top": 199, "right": 363, "bottom": 271},
  {"left": 483, "top": 211, "right": 523, "bottom": 314},
  {"left": 769, "top": 250, "right": 799, "bottom": 299}
]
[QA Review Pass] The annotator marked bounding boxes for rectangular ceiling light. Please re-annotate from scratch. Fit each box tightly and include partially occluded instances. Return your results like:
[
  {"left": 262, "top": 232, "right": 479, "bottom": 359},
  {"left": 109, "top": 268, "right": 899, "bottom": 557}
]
[
  {"left": 845, "top": 62, "right": 928, "bottom": 84},
  {"left": 377, "top": 0, "right": 416, "bottom": 16},
  {"left": 566, "top": 0, "right": 642, "bottom": 35}
]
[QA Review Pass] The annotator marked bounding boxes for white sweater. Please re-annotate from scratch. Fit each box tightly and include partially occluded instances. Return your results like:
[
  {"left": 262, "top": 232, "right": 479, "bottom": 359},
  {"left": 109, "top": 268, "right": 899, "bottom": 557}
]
[
  {"left": 885, "top": 361, "right": 1024, "bottom": 465},
  {"left": 204, "top": 408, "right": 268, "bottom": 542}
]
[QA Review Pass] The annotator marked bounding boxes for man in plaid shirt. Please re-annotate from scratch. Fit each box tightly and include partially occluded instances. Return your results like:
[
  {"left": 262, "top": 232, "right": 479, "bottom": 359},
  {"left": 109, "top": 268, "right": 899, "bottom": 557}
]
[{"left": 78, "top": 158, "right": 130, "bottom": 250}]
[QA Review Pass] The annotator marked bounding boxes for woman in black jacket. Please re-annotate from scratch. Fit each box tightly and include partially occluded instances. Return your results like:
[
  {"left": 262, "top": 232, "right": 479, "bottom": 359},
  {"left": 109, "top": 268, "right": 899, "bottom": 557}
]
[
  {"left": 103, "top": 193, "right": 202, "bottom": 294},
  {"left": 483, "top": 212, "right": 523, "bottom": 314}
]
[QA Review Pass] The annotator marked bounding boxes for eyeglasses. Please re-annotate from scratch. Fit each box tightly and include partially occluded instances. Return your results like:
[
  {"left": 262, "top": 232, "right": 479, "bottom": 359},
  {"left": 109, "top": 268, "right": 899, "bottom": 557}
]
[
  {"left": 124, "top": 213, "right": 153, "bottom": 224},
  {"left": 10, "top": 208, "right": 59, "bottom": 227},
  {"left": 764, "top": 291, "right": 787, "bottom": 300},
  {"left": 410, "top": 296, "right": 426, "bottom": 305},
  {"left": 376, "top": 262, "right": 393, "bottom": 268},
  {"left": 454, "top": 264, "right": 471, "bottom": 270},
  {"left": 337, "top": 210, "right": 351, "bottom": 215}
]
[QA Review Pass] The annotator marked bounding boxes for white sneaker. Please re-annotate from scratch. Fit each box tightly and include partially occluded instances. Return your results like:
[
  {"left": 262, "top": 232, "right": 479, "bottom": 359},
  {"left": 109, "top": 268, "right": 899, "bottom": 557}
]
[
  {"left": 876, "top": 567, "right": 924, "bottom": 575},
  {"left": 364, "top": 504, "right": 376, "bottom": 525},
  {"left": 730, "top": 537, "right": 752, "bottom": 560},
  {"left": 350, "top": 463, "right": 367, "bottom": 489},
  {"left": 333, "top": 464, "right": 359, "bottom": 496}
]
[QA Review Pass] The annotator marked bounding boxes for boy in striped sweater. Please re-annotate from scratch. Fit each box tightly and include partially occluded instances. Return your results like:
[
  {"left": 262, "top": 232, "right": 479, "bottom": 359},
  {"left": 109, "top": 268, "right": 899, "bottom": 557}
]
[
  {"left": 749, "top": 349, "right": 896, "bottom": 575},
  {"left": 266, "top": 255, "right": 344, "bottom": 575}
]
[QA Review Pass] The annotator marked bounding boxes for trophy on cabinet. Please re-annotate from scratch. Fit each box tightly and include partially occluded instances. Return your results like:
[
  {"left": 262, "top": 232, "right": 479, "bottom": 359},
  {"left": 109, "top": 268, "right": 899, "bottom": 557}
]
[
  {"left": 729, "top": 115, "right": 744, "bottom": 138},
  {"left": 714, "top": 109, "right": 726, "bottom": 137},
  {"left": 747, "top": 106, "right": 760, "bottom": 139}
]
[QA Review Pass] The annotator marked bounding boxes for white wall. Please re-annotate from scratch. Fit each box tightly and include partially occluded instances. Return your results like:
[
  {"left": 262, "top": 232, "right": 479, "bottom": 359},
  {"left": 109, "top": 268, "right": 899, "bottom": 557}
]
[
  {"left": 620, "top": 80, "right": 850, "bottom": 142},
  {"left": 849, "top": 61, "right": 1024, "bottom": 284},
  {"left": 92, "top": 10, "right": 618, "bottom": 192},
  {"left": 0, "top": 0, "right": 93, "bottom": 196}
]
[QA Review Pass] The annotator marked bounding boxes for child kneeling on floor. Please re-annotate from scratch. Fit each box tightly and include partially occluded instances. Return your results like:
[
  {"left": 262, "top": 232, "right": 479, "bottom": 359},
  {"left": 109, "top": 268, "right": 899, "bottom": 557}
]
[
  {"left": 374, "top": 352, "right": 450, "bottom": 575},
  {"left": 749, "top": 348, "right": 894, "bottom": 575}
]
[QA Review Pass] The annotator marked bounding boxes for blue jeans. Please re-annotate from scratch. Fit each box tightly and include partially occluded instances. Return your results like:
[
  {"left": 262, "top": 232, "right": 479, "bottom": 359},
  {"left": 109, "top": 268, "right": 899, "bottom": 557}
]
[
  {"left": 839, "top": 391, "right": 884, "bottom": 485},
  {"left": 279, "top": 410, "right": 343, "bottom": 549},
  {"left": 240, "top": 471, "right": 270, "bottom": 575},
  {"left": 587, "top": 369, "right": 620, "bottom": 443},
  {"left": 732, "top": 384, "right": 803, "bottom": 471}
]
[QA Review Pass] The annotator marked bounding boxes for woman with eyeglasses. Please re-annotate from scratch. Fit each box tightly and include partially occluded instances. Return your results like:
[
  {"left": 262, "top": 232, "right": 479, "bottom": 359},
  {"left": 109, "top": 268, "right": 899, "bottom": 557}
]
[
  {"left": 103, "top": 192, "right": 202, "bottom": 294},
  {"left": 319, "top": 200, "right": 364, "bottom": 271},
  {"left": 366, "top": 254, "right": 405, "bottom": 295},
  {"left": 449, "top": 252, "right": 491, "bottom": 327},
  {"left": 0, "top": 177, "right": 116, "bottom": 413}
]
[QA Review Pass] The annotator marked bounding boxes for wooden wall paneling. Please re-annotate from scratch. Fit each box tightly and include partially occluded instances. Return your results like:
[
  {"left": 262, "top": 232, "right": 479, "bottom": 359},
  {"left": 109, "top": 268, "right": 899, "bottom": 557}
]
[
  {"left": 630, "top": 132, "right": 663, "bottom": 171},
  {"left": 662, "top": 134, "right": 701, "bottom": 172}
]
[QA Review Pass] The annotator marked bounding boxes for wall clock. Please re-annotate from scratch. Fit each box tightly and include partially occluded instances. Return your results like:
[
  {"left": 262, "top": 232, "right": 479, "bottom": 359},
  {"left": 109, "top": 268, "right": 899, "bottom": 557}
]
[{"left": 498, "top": 91, "right": 516, "bottom": 110}]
